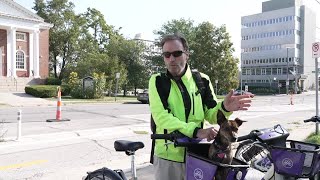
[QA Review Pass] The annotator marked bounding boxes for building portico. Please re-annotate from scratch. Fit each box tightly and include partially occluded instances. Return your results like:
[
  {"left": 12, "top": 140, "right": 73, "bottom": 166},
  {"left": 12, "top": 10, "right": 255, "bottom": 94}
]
[{"left": 0, "top": 0, "right": 52, "bottom": 79}]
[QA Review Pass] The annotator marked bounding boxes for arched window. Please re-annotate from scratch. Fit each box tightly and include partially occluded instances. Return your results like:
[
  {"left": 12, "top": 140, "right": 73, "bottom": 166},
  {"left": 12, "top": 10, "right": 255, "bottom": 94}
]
[{"left": 16, "top": 50, "right": 25, "bottom": 69}]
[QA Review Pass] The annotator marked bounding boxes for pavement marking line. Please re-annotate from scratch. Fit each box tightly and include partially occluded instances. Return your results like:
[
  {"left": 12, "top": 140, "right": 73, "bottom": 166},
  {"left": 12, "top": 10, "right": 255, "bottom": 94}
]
[{"left": 0, "top": 160, "right": 48, "bottom": 171}]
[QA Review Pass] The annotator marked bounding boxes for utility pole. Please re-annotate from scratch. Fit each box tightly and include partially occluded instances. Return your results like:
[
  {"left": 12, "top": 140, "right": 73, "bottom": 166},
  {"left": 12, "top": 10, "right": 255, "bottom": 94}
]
[
  {"left": 286, "top": 47, "right": 289, "bottom": 95},
  {"left": 240, "top": 53, "right": 243, "bottom": 95}
]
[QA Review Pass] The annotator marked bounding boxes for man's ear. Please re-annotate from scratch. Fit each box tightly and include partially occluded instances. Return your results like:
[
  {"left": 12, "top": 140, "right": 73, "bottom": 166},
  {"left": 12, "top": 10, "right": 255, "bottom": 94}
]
[
  {"left": 217, "top": 110, "right": 227, "bottom": 126},
  {"left": 235, "top": 118, "right": 246, "bottom": 127}
]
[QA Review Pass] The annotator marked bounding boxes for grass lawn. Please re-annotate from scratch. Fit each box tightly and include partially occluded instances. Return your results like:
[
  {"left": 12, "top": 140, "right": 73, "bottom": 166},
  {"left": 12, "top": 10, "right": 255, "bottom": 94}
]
[
  {"left": 305, "top": 133, "right": 320, "bottom": 144},
  {"left": 45, "top": 95, "right": 140, "bottom": 104}
]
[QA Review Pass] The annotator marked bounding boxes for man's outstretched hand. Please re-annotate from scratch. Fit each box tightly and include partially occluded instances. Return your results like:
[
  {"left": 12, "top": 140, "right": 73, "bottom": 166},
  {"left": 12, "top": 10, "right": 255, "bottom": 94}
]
[{"left": 223, "top": 89, "right": 253, "bottom": 112}]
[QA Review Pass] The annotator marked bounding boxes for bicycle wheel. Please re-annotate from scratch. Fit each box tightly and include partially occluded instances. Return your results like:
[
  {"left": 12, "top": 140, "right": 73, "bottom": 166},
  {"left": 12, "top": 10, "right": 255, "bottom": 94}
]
[
  {"left": 235, "top": 140, "right": 271, "bottom": 172},
  {"left": 85, "top": 167, "right": 123, "bottom": 180}
]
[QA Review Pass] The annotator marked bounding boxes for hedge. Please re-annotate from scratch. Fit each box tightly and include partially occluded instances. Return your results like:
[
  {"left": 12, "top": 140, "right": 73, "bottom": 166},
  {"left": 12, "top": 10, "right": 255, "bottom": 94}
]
[{"left": 25, "top": 85, "right": 67, "bottom": 98}]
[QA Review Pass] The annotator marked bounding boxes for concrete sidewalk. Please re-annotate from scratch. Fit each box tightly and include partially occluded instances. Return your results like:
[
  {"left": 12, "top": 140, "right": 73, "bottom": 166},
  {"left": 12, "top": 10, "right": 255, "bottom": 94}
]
[{"left": 0, "top": 92, "right": 56, "bottom": 107}]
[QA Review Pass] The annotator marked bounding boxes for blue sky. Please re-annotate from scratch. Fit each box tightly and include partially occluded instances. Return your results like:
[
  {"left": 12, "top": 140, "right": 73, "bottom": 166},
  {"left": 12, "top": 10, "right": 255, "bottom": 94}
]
[{"left": 15, "top": 0, "right": 319, "bottom": 58}]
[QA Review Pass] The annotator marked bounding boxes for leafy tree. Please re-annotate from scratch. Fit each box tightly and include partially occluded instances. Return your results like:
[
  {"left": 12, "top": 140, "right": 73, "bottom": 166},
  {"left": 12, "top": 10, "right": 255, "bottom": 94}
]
[
  {"left": 33, "top": 0, "right": 84, "bottom": 80},
  {"left": 106, "top": 37, "right": 148, "bottom": 95},
  {"left": 153, "top": 19, "right": 239, "bottom": 92}
]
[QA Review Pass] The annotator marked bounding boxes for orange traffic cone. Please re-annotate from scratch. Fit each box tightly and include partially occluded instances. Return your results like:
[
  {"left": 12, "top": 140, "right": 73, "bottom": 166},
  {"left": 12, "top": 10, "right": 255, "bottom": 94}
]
[{"left": 46, "top": 86, "right": 70, "bottom": 122}]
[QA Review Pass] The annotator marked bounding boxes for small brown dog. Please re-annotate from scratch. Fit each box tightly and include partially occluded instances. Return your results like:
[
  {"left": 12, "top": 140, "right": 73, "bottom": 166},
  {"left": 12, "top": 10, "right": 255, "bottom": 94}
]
[{"left": 208, "top": 110, "right": 245, "bottom": 180}]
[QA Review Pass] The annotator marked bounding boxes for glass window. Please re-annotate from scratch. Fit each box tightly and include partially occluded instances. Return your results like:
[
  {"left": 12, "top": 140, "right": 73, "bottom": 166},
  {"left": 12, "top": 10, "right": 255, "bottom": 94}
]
[
  {"left": 266, "top": 68, "right": 271, "bottom": 75},
  {"left": 277, "top": 68, "right": 282, "bottom": 75},
  {"left": 16, "top": 51, "right": 25, "bottom": 69},
  {"left": 16, "top": 32, "right": 26, "bottom": 41}
]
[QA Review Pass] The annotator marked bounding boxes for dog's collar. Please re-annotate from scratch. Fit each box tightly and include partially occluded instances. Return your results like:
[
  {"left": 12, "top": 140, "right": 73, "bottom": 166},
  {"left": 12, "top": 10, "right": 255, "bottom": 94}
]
[{"left": 213, "top": 140, "right": 229, "bottom": 152}]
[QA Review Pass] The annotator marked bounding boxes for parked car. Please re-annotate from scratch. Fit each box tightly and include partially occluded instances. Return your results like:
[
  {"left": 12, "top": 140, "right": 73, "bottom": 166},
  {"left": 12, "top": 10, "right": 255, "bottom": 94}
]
[
  {"left": 137, "top": 89, "right": 149, "bottom": 104},
  {"left": 233, "top": 90, "right": 254, "bottom": 97}
]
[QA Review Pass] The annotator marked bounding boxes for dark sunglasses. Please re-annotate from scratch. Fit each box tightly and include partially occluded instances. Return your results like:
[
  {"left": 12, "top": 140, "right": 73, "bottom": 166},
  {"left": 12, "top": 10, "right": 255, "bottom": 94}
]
[{"left": 162, "top": 51, "right": 185, "bottom": 58}]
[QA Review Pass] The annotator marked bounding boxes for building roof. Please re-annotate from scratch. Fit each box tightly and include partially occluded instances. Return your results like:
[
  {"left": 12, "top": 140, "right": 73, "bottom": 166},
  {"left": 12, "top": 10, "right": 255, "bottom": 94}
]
[{"left": 0, "top": 0, "right": 52, "bottom": 28}]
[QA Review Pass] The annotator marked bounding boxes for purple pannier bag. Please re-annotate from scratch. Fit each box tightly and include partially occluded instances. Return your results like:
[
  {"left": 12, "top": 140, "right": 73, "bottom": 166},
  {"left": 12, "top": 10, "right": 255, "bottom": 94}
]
[
  {"left": 270, "top": 140, "right": 320, "bottom": 178},
  {"left": 185, "top": 143, "right": 249, "bottom": 180},
  {"left": 186, "top": 154, "right": 218, "bottom": 180}
]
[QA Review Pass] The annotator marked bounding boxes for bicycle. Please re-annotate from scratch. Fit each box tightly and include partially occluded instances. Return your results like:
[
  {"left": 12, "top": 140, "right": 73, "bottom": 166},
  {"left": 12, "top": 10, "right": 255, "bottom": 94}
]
[
  {"left": 235, "top": 116, "right": 320, "bottom": 179},
  {"left": 151, "top": 131, "right": 250, "bottom": 180},
  {"left": 84, "top": 140, "right": 145, "bottom": 180}
]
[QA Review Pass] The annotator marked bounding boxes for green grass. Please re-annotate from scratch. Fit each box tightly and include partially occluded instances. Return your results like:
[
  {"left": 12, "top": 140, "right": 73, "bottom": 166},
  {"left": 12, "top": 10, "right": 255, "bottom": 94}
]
[
  {"left": 45, "top": 96, "right": 139, "bottom": 104},
  {"left": 305, "top": 133, "right": 320, "bottom": 144}
]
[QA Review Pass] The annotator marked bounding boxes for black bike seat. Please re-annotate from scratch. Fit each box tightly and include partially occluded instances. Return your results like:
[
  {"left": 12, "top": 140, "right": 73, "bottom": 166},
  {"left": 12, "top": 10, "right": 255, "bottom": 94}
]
[{"left": 114, "top": 140, "right": 144, "bottom": 152}]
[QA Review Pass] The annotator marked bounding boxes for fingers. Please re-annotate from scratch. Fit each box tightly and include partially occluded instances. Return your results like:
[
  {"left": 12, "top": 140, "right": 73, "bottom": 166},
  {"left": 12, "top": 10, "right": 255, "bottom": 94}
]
[
  {"left": 226, "top": 90, "right": 234, "bottom": 99},
  {"left": 207, "top": 128, "right": 218, "bottom": 141}
]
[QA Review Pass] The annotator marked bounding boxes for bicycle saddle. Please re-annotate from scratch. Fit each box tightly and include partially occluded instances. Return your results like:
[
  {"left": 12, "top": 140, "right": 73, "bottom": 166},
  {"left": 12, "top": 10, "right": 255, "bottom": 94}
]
[{"left": 114, "top": 140, "right": 144, "bottom": 152}]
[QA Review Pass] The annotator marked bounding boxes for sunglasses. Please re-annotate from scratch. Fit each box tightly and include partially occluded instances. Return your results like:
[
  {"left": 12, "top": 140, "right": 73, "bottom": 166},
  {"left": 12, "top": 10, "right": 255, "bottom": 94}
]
[{"left": 162, "top": 51, "right": 185, "bottom": 58}]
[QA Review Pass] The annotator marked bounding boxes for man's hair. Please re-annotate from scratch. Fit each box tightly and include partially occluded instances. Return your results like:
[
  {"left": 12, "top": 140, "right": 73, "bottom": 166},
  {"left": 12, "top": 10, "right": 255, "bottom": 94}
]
[{"left": 160, "top": 33, "right": 189, "bottom": 51}]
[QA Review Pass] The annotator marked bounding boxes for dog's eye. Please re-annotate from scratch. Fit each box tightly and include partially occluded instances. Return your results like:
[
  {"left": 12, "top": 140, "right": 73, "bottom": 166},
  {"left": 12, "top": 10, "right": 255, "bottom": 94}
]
[{"left": 231, "top": 127, "right": 238, "bottom": 131}]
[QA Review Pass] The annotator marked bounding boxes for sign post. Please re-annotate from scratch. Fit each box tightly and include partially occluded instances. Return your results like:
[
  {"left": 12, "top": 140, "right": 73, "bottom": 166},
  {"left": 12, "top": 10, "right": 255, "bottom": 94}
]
[
  {"left": 115, "top": 73, "right": 120, "bottom": 102},
  {"left": 312, "top": 42, "right": 320, "bottom": 134},
  {"left": 215, "top": 80, "right": 218, "bottom": 95}
]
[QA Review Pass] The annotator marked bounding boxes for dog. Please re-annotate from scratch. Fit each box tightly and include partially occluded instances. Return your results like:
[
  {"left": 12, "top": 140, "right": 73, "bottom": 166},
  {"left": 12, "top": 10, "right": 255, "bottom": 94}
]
[{"left": 208, "top": 110, "right": 245, "bottom": 180}]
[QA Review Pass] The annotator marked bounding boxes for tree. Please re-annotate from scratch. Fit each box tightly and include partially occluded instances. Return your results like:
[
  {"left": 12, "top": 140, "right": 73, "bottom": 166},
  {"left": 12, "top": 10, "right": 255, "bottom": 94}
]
[
  {"left": 106, "top": 37, "right": 148, "bottom": 95},
  {"left": 33, "top": 0, "right": 83, "bottom": 80},
  {"left": 153, "top": 19, "right": 239, "bottom": 92}
]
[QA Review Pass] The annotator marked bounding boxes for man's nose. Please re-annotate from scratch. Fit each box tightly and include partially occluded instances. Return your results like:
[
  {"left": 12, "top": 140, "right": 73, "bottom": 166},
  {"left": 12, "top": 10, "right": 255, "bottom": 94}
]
[{"left": 169, "top": 55, "right": 176, "bottom": 61}]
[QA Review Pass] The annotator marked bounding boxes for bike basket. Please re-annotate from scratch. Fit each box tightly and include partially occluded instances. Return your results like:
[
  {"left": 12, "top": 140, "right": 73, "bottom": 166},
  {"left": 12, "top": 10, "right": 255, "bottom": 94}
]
[
  {"left": 270, "top": 140, "right": 320, "bottom": 178},
  {"left": 186, "top": 144, "right": 249, "bottom": 180}
]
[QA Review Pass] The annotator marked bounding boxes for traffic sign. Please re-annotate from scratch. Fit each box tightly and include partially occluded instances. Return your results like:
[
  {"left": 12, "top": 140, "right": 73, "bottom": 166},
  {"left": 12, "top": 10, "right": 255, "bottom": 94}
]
[{"left": 312, "top": 42, "right": 320, "bottom": 58}]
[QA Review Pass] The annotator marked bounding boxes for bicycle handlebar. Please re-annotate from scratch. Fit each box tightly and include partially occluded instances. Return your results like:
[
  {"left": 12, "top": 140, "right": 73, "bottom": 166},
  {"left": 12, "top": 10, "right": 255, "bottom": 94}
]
[
  {"left": 151, "top": 131, "right": 186, "bottom": 141},
  {"left": 237, "top": 130, "right": 263, "bottom": 142},
  {"left": 304, "top": 116, "right": 320, "bottom": 123}
]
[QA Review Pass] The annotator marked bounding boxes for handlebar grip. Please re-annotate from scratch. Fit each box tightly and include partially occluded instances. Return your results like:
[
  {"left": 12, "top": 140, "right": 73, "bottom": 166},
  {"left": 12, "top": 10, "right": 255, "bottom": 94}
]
[
  {"left": 237, "top": 133, "right": 255, "bottom": 142},
  {"left": 151, "top": 134, "right": 172, "bottom": 140},
  {"left": 304, "top": 118, "right": 314, "bottom": 123}
]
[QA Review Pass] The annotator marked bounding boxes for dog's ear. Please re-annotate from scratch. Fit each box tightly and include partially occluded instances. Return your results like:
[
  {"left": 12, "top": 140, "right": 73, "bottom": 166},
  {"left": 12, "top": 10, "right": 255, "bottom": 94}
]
[
  {"left": 235, "top": 118, "right": 246, "bottom": 127},
  {"left": 217, "top": 110, "right": 227, "bottom": 125}
]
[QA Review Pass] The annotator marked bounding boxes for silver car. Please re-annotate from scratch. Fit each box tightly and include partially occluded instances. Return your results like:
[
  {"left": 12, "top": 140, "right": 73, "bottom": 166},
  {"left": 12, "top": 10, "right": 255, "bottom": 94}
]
[{"left": 137, "top": 89, "right": 149, "bottom": 104}]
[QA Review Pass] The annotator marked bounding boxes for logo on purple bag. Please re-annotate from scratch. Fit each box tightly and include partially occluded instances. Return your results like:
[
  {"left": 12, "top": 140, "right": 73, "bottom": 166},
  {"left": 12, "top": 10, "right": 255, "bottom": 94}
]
[
  {"left": 236, "top": 171, "right": 243, "bottom": 180},
  {"left": 282, "top": 158, "right": 293, "bottom": 168},
  {"left": 193, "top": 168, "right": 203, "bottom": 180}
]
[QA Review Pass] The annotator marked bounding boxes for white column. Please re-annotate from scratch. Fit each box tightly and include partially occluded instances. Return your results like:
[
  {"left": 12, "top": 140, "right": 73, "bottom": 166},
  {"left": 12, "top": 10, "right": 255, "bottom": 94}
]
[
  {"left": 6, "top": 27, "right": 16, "bottom": 77},
  {"left": 33, "top": 30, "right": 40, "bottom": 78},
  {"left": 11, "top": 27, "right": 16, "bottom": 77},
  {"left": 29, "top": 32, "right": 34, "bottom": 77}
]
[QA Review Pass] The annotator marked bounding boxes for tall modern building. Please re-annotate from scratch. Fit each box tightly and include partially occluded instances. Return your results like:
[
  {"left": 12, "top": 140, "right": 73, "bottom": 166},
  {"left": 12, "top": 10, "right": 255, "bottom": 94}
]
[{"left": 241, "top": 0, "right": 317, "bottom": 92}]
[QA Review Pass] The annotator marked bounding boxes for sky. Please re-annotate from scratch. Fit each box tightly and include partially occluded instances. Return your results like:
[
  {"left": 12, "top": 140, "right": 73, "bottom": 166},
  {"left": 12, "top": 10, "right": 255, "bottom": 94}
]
[{"left": 14, "top": 0, "right": 320, "bottom": 58}]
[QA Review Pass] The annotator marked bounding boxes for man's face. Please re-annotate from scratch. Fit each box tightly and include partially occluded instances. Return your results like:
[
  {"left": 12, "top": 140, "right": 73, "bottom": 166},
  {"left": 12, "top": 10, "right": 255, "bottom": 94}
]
[{"left": 162, "top": 40, "right": 188, "bottom": 77}]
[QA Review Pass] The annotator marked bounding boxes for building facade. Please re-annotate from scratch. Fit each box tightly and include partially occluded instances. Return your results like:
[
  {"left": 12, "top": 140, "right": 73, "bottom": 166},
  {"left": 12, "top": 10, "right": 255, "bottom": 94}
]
[
  {"left": 241, "top": 0, "right": 316, "bottom": 92},
  {"left": 0, "top": 0, "right": 52, "bottom": 79}
]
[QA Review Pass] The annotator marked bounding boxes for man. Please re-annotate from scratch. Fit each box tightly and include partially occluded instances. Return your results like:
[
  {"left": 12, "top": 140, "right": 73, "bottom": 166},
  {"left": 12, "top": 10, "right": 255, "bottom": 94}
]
[{"left": 148, "top": 33, "right": 252, "bottom": 180}]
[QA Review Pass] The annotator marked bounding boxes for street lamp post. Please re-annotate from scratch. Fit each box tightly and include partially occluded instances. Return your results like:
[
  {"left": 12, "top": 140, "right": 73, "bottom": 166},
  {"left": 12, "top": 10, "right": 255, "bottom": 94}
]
[
  {"left": 215, "top": 80, "right": 218, "bottom": 95},
  {"left": 273, "top": 77, "right": 277, "bottom": 94},
  {"left": 115, "top": 72, "right": 120, "bottom": 102},
  {"left": 240, "top": 53, "right": 243, "bottom": 95},
  {"left": 286, "top": 47, "right": 289, "bottom": 95}
]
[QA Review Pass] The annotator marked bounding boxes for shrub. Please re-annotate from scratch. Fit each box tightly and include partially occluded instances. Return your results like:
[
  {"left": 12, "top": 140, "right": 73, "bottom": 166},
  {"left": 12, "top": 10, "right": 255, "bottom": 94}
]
[
  {"left": 25, "top": 85, "right": 58, "bottom": 98},
  {"left": 67, "top": 72, "right": 106, "bottom": 99},
  {"left": 61, "top": 84, "right": 71, "bottom": 96},
  {"left": 45, "top": 77, "right": 61, "bottom": 85}
]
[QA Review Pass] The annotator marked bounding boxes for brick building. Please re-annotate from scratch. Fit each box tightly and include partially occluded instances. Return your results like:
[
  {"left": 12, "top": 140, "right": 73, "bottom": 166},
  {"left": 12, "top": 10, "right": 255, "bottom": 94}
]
[{"left": 0, "top": 0, "right": 52, "bottom": 91}]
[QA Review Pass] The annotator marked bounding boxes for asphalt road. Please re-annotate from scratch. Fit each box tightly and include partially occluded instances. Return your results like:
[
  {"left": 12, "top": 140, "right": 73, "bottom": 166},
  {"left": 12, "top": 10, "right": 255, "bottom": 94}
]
[{"left": 0, "top": 92, "right": 319, "bottom": 180}]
